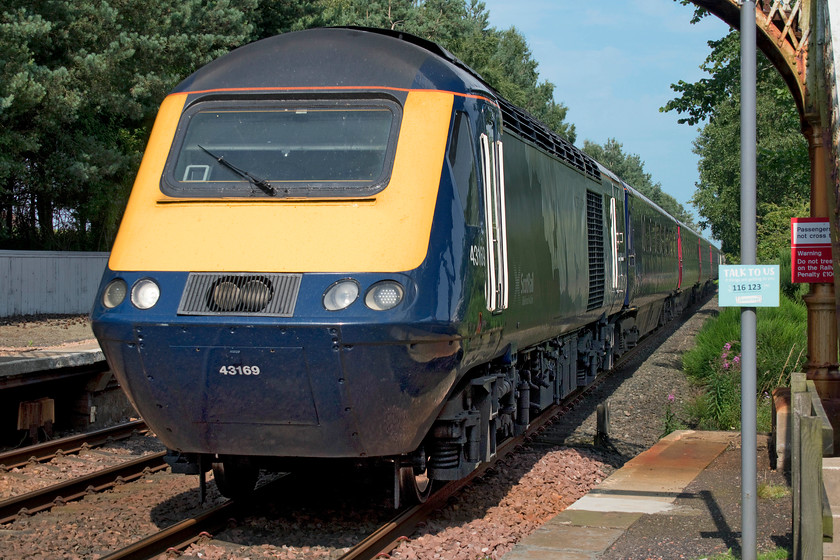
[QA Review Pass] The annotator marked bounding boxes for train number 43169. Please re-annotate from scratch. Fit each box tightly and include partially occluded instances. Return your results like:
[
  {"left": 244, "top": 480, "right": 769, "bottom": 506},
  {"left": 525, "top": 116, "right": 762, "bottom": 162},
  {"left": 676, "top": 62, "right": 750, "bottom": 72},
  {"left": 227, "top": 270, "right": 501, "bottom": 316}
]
[{"left": 219, "top": 365, "right": 261, "bottom": 376}]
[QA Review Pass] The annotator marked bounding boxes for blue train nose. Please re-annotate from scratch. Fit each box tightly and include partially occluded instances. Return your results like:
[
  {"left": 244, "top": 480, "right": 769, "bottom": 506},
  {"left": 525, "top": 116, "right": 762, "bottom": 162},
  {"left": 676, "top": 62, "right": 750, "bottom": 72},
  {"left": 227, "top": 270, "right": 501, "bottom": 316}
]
[{"left": 98, "top": 322, "right": 460, "bottom": 459}]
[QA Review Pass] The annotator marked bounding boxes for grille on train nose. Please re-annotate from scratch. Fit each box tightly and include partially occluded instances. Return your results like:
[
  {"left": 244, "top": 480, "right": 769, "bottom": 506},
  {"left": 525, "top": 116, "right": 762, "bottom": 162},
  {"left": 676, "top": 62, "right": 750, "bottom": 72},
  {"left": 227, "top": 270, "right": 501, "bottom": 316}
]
[{"left": 177, "top": 273, "right": 302, "bottom": 316}]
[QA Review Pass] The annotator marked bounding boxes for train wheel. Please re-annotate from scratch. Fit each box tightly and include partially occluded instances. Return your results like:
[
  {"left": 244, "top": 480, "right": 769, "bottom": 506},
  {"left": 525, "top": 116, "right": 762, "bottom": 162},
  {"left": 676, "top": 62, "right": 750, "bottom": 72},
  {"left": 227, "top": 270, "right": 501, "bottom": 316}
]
[
  {"left": 396, "top": 464, "right": 432, "bottom": 507},
  {"left": 212, "top": 456, "right": 259, "bottom": 500}
]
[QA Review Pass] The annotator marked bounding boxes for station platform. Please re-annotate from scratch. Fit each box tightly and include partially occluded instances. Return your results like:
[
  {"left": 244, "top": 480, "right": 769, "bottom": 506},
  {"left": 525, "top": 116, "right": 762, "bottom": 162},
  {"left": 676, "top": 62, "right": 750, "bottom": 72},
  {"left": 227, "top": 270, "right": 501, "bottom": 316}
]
[
  {"left": 0, "top": 340, "right": 104, "bottom": 389},
  {"left": 503, "top": 430, "right": 795, "bottom": 560},
  {"left": 0, "top": 340, "right": 103, "bottom": 374}
]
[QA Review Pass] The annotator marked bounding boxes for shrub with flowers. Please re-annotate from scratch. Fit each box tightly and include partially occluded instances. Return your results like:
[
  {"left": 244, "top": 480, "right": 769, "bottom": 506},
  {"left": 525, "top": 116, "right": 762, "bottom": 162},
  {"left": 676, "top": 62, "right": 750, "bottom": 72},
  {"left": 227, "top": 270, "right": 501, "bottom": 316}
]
[
  {"left": 719, "top": 341, "right": 741, "bottom": 371},
  {"left": 682, "top": 296, "right": 807, "bottom": 432},
  {"left": 706, "top": 341, "right": 742, "bottom": 430}
]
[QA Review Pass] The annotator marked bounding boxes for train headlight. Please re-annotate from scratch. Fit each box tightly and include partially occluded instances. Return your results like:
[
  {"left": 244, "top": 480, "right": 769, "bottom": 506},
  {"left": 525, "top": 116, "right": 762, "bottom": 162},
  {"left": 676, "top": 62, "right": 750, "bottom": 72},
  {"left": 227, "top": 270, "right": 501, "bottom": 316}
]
[
  {"left": 240, "top": 279, "right": 272, "bottom": 311},
  {"left": 102, "top": 279, "right": 127, "bottom": 308},
  {"left": 212, "top": 281, "right": 241, "bottom": 311},
  {"left": 323, "top": 280, "right": 359, "bottom": 311},
  {"left": 131, "top": 279, "right": 161, "bottom": 310},
  {"left": 365, "top": 281, "right": 404, "bottom": 311}
]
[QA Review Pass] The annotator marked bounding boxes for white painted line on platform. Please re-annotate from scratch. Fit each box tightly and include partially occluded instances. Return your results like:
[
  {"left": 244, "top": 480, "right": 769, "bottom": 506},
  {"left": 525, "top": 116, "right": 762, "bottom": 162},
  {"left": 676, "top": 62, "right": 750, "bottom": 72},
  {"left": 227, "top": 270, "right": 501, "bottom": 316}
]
[{"left": 567, "top": 495, "right": 676, "bottom": 514}]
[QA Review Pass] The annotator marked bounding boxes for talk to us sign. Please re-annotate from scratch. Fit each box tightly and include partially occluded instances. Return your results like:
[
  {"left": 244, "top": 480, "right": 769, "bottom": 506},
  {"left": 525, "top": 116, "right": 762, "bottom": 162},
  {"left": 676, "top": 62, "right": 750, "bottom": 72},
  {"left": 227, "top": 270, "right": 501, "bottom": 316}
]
[
  {"left": 718, "top": 265, "right": 780, "bottom": 307},
  {"left": 791, "top": 217, "right": 833, "bottom": 283}
]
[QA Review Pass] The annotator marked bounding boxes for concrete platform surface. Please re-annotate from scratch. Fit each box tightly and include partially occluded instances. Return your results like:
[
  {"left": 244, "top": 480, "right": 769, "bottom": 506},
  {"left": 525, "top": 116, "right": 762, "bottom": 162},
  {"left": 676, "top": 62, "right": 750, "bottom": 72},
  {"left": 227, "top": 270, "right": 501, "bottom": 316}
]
[
  {"left": 0, "top": 340, "right": 103, "bottom": 378},
  {"left": 503, "top": 430, "right": 793, "bottom": 560}
]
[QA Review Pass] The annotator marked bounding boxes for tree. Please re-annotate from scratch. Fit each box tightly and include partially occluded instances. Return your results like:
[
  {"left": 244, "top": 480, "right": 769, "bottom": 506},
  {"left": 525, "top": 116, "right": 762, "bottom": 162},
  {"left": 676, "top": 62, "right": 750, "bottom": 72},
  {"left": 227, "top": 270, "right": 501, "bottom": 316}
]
[
  {"left": 582, "top": 138, "right": 695, "bottom": 227},
  {"left": 0, "top": 0, "right": 576, "bottom": 249},
  {"left": 287, "top": 0, "right": 577, "bottom": 141},
  {"left": 0, "top": 0, "right": 261, "bottom": 250},
  {"left": 662, "top": 30, "right": 809, "bottom": 260}
]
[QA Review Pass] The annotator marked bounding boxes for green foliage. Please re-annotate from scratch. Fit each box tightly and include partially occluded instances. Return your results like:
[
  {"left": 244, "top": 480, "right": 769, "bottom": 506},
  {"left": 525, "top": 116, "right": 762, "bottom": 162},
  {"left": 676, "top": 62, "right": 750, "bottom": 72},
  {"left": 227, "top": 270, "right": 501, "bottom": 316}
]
[
  {"left": 662, "top": 30, "right": 809, "bottom": 261},
  {"left": 583, "top": 138, "right": 695, "bottom": 227},
  {"left": 757, "top": 481, "right": 790, "bottom": 500},
  {"left": 682, "top": 295, "right": 807, "bottom": 431},
  {"left": 0, "top": 0, "right": 576, "bottom": 250},
  {"left": 661, "top": 395, "right": 687, "bottom": 438},
  {"left": 305, "top": 0, "right": 577, "bottom": 142},
  {"left": 694, "top": 548, "right": 790, "bottom": 560},
  {"left": 778, "top": 245, "right": 809, "bottom": 304},
  {"left": 0, "top": 0, "right": 261, "bottom": 250}
]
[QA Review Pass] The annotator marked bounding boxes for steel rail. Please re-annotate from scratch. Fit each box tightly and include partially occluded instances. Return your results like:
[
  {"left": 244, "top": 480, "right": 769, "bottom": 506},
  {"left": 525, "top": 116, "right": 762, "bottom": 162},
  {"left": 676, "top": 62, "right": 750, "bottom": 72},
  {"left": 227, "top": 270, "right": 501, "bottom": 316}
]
[
  {"left": 336, "top": 382, "right": 595, "bottom": 560},
  {"left": 99, "top": 474, "right": 292, "bottom": 560},
  {"left": 0, "top": 450, "right": 167, "bottom": 524},
  {"left": 336, "top": 294, "right": 716, "bottom": 560},
  {"left": 99, "top": 500, "right": 238, "bottom": 560},
  {"left": 0, "top": 419, "right": 148, "bottom": 470}
]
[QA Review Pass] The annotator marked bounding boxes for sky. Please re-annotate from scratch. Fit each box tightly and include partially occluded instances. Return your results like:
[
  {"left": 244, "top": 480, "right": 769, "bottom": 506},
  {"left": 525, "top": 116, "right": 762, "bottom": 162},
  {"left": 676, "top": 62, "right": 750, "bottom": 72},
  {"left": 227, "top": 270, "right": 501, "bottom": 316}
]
[{"left": 479, "top": 0, "right": 731, "bottom": 226}]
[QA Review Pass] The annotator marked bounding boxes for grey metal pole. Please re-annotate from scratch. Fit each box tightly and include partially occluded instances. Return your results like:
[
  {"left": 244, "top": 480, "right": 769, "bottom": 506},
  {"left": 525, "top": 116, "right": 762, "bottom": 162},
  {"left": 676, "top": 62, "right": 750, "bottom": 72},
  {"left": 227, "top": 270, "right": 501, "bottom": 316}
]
[{"left": 740, "top": 2, "right": 758, "bottom": 559}]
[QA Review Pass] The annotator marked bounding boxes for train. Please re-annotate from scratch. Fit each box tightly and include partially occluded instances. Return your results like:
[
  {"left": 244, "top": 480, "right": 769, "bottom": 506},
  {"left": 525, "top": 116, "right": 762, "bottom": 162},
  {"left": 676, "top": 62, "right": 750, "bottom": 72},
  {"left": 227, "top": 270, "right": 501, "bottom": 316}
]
[{"left": 90, "top": 27, "right": 721, "bottom": 506}]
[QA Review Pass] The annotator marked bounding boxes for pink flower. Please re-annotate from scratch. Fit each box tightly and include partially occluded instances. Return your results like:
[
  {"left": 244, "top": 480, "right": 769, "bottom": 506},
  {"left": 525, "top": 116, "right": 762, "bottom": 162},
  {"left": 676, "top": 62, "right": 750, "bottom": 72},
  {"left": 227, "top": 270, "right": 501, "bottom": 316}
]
[
  {"left": 733, "top": 355, "right": 740, "bottom": 364},
  {"left": 668, "top": 394, "right": 676, "bottom": 403}
]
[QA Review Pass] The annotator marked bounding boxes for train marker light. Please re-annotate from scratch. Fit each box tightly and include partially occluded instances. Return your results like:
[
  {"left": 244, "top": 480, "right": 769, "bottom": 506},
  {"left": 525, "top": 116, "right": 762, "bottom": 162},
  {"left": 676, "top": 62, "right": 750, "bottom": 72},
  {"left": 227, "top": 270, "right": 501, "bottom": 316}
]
[
  {"left": 131, "top": 279, "right": 161, "bottom": 309},
  {"left": 323, "top": 280, "right": 360, "bottom": 311},
  {"left": 103, "top": 279, "right": 128, "bottom": 308},
  {"left": 365, "top": 281, "right": 404, "bottom": 311}
]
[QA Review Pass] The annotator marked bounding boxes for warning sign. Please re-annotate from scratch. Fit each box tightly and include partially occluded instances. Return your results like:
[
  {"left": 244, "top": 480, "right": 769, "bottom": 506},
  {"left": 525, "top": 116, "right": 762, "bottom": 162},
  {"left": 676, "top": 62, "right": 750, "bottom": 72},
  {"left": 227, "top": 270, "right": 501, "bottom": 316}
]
[{"left": 791, "top": 217, "right": 834, "bottom": 283}]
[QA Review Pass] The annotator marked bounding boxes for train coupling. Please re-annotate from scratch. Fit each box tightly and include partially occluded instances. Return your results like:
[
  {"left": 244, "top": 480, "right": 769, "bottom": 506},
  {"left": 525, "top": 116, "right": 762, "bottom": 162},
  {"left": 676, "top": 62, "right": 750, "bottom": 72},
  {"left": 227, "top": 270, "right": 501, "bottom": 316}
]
[{"left": 164, "top": 450, "right": 209, "bottom": 475}]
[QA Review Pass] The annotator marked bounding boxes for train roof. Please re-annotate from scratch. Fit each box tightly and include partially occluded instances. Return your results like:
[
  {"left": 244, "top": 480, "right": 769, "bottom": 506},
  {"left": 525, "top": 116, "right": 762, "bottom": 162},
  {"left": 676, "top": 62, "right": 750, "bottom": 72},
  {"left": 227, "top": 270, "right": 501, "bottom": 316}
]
[
  {"left": 598, "top": 163, "right": 716, "bottom": 246},
  {"left": 172, "top": 27, "right": 602, "bottom": 181},
  {"left": 173, "top": 27, "right": 490, "bottom": 96}
]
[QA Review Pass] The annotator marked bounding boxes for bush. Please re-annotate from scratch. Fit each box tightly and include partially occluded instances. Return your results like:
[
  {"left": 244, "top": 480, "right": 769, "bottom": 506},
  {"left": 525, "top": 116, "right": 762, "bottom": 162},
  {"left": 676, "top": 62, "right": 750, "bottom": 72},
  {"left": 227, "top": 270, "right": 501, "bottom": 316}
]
[{"left": 682, "top": 296, "right": 807, "bottom": 431}]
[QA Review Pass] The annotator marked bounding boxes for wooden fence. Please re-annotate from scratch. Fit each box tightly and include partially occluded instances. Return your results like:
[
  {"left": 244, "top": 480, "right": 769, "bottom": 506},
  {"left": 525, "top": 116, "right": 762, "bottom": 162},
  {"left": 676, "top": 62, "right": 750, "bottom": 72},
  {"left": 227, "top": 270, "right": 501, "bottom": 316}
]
[
  {"left": 792, "top": 371, "right": 834, "bottom": 559},
  {"left": 0, "top": 251, "right": 109, "bottom": 317}
]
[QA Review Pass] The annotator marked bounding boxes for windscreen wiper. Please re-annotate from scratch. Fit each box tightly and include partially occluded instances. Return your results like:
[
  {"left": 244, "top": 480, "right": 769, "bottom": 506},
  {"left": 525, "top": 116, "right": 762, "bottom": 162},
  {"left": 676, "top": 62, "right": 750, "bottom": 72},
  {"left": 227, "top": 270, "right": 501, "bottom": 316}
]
[{"left": 197, "top": 145, "right": 276, "bottom": 196}]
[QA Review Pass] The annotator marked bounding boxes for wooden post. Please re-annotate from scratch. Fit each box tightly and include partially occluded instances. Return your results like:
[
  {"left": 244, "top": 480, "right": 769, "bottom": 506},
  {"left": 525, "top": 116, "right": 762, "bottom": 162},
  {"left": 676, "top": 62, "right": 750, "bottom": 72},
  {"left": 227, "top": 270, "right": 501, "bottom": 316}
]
[
  {"left": 792, "top": 372, "right": 835, "bottom": 559},
  {"left": 595, "top": 400, "right": 610, "bottom": 446},
  {"left": 802, "top": 415, "right": 825, "bottom": 559}
]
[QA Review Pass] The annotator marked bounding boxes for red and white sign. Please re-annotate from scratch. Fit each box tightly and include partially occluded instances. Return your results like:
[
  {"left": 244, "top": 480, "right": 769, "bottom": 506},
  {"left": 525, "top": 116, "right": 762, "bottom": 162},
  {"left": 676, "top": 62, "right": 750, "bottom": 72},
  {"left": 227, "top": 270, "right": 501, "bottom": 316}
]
[{"left": 791, "top": 217, "right": 834, "bottom": 283}]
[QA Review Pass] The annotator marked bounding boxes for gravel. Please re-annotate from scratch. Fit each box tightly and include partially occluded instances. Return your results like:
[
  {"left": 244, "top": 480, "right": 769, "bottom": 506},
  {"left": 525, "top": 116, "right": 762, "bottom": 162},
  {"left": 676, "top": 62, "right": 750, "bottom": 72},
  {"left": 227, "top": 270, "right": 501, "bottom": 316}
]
[
  {"left": 0, "top": 314, "right": 94, "bottom": 352},
  {"left": 0, "top": 297, "right": 788, "bottom": 560}
]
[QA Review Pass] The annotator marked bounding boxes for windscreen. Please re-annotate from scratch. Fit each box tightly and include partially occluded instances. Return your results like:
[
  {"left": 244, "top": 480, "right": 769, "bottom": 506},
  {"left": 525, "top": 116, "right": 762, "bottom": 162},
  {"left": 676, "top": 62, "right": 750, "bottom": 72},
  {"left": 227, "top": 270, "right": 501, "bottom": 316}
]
[{"left": 164, "top": 98, "right": 400, "bottom": 197}]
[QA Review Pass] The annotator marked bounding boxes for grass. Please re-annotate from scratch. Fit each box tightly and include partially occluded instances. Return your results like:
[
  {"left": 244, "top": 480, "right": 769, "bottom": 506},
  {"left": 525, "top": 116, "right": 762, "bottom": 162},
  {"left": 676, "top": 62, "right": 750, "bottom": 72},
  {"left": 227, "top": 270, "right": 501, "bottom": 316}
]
[
  {"left": 681, "top": 293, "right": 807, "bottom": 432},
  {"left": 757, "top": 482, "right": 791, "bottom": 499},
  {"left": 695, "top": 548, "right": 790, "bottom": 560}
]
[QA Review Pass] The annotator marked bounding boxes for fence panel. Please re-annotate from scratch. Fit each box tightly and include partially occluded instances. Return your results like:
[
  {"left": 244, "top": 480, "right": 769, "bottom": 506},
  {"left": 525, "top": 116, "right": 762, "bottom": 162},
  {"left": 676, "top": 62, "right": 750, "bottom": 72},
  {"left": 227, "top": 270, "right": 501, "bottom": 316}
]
[
  {"left": 0, "top": 251, "right": 109, "bottom": 317},
  {"left": 792, "top": 372, "right": 834, "bottom": 560}
]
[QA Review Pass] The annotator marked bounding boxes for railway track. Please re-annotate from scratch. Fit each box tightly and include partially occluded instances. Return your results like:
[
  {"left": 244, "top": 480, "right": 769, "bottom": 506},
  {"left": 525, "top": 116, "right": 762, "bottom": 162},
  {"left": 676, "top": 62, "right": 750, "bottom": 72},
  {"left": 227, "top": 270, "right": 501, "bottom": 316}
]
[
  {"left": 0, "top": 420, "right": 166, "bottom": 524},
  {"left": 0, "top": 419, "right": 148, "bottom": 470},
  {"left": 96, "top": 317, "right": 670, "bottom": 560},
  {"left": 1, "top": 295, "right": 715, "bottom": 560},
  {"left": 95, "top": 377, "right": 603, "bottom": 560}
]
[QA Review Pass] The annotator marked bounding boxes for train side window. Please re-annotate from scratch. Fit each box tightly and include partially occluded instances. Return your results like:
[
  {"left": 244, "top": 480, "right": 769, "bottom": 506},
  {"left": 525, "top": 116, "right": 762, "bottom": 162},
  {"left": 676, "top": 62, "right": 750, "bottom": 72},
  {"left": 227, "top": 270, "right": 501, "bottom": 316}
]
[{"left": 448, "top": 112, "right": 480, "bottom": 226}]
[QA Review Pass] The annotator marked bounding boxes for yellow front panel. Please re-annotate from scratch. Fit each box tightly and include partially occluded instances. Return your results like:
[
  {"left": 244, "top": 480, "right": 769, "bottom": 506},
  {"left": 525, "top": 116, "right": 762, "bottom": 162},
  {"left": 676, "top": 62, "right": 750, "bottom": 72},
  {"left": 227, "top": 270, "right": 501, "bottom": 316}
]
[{"left": 109, "top": 90, "right": 454, "bottom": 273}]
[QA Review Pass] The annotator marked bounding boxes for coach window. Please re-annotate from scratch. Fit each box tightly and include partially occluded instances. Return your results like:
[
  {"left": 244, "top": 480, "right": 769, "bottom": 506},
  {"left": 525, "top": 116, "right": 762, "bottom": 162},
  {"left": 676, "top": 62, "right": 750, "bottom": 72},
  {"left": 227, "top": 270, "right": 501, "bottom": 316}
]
[{"left": 448, "top": 112, "right": 481, "bottom": 226}]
